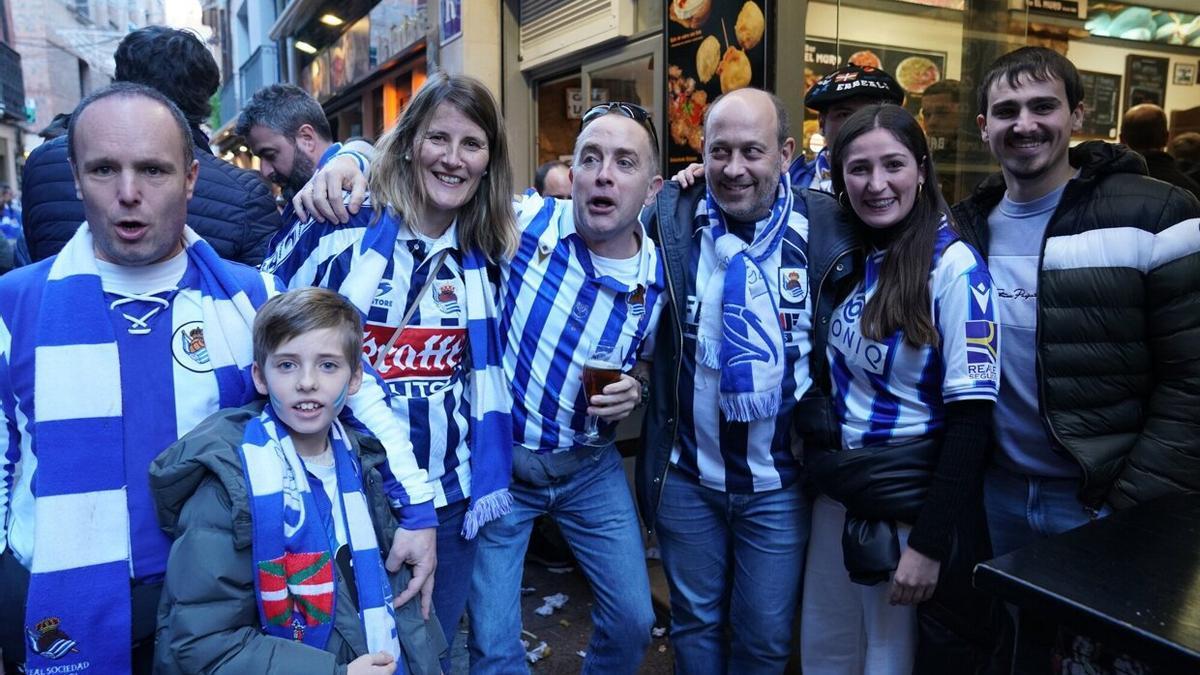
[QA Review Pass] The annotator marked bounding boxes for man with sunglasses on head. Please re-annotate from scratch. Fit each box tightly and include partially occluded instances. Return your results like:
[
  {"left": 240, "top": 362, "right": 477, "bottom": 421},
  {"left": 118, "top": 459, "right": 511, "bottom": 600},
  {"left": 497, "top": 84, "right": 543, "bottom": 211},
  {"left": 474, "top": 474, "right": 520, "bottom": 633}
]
[
  {"left": 466, "top": 102, "right": 667, "bottom": 674},
  {"left": 639, "top": 87, "right": 859, "bottom": 672}
]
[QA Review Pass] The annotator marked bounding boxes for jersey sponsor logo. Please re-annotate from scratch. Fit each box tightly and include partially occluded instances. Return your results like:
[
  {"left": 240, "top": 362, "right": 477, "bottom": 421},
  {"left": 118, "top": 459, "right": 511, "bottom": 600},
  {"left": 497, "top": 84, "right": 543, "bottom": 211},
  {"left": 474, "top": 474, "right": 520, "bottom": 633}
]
[
  {"left": 965, "top": 319, "right": 998, "bottom": 381},
  {"left": 171, "top": 321, "right": 213, "bottom": 373},
  {"left": 778, "top": 267, "right": 809, "bottom": 306},
  {"left": 363, "top": 324, "right": 466, "bottom": 382},
  {"left": 434, "top": 282, "right": 461, "bottom": 314},
  {"left": 829, "top": 294, "right": 889, "bottom": 375}
]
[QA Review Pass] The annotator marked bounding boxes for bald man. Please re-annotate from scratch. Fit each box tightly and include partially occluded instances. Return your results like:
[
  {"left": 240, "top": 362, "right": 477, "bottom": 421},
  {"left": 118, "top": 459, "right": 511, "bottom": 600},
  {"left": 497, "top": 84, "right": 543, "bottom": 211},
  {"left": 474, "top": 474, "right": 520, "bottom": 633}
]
[
  {"left": 1121, "top": 103, "right": 1200, "bottom": 199},
  {"left": 639, "top": 87, "right": 858, "bottom": 670}
]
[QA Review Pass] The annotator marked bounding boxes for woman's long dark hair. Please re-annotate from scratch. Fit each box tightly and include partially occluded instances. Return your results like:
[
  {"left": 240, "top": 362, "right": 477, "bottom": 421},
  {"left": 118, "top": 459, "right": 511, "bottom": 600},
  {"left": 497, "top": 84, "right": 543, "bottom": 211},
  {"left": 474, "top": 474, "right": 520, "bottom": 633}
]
[{"left": 830, "top": 104, "right": 951, "bottom": 347}]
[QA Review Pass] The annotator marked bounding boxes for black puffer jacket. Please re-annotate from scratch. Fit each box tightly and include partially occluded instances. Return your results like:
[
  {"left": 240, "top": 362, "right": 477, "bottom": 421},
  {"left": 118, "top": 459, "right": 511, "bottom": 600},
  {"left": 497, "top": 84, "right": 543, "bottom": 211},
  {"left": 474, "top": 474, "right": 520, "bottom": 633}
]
[
  {"left": 952, "top": 141, "right": 1200, "bottom": 509},
  {"left": 21, "top": 127, "right": 281, "bottom": 265}
]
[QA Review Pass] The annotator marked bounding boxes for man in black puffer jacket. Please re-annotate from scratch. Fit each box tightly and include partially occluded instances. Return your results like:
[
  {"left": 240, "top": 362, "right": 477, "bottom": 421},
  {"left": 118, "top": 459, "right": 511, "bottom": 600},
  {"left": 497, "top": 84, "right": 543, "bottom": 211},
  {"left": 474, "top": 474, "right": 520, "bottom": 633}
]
[
  {"left": 21, "top": 26, "right": 280, "bottom": 266},
  {"left": 953, "top": 47, "right": 1200, "bottom": 559}
]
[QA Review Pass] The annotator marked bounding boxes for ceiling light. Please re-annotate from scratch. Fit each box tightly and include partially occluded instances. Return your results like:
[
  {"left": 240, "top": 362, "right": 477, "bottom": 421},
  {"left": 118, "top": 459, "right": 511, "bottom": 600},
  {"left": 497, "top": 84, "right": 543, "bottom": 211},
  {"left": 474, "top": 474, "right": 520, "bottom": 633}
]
[
  {"left": 319, "top": 13, "right": 344, "bottom": 26},
  {"left": 295, "top": 40, "right": 317, "bottom": 54}
]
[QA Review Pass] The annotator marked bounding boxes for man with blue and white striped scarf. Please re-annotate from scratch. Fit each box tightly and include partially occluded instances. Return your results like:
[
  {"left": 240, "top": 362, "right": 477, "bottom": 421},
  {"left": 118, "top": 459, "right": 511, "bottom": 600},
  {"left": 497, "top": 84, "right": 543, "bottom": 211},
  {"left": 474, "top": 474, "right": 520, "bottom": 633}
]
[{"left": 0, "top": 84, "right": 434, "bottom": 675}]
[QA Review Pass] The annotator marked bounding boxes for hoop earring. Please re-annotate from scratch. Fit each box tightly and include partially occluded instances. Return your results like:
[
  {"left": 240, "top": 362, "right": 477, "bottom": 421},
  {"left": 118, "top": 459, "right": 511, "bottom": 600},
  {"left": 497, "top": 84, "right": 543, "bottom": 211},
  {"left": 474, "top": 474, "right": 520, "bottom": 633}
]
[
  {"left": 837, "top": 191, "right": 849, "bottom": 209},
  {"left": 917, "top": 182, "right": 924, "bottom": 198}
]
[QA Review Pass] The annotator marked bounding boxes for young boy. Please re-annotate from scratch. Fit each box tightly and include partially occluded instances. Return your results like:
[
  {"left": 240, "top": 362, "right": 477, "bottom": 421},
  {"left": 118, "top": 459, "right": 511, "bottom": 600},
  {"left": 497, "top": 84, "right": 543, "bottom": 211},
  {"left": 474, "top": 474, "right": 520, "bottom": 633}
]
[{"left": 150, "top": 288, "right": 444, "bottom": 674}]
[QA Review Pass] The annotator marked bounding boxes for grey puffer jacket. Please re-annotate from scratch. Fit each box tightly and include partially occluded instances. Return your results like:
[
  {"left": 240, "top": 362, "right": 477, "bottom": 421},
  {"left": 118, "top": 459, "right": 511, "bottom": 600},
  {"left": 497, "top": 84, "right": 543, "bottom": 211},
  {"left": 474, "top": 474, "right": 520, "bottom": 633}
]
[{"left": 150, "top": 401, "right": 445, "bottom": 675}]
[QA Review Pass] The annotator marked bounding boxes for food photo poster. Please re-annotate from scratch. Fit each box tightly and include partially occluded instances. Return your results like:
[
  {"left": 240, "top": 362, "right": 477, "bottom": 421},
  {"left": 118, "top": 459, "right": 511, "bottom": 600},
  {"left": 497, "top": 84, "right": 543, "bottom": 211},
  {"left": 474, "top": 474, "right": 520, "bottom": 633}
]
[{"left": 666, "top": 0, "right": 771, "bottom": 174}]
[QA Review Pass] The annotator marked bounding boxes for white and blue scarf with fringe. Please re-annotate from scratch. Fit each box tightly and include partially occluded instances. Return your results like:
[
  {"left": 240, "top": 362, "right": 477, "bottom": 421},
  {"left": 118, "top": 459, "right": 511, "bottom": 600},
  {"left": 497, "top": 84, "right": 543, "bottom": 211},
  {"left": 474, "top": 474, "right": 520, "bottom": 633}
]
[
  {"left": 25, "top": 226, "right": 261, "bottom": 673},
  {"left": 696, "top": 175, "right": 794, "bottom": 422},
  {"left": 240, "top": 406, "right": 402, "bottom": 659}
]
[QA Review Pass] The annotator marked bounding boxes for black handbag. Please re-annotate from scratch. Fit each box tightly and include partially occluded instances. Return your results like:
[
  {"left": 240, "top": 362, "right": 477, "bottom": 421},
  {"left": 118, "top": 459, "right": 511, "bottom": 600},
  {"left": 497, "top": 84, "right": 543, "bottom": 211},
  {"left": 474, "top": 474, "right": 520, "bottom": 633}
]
[{"left": 807, "top": 436, "right": 940, "bottom": 584}]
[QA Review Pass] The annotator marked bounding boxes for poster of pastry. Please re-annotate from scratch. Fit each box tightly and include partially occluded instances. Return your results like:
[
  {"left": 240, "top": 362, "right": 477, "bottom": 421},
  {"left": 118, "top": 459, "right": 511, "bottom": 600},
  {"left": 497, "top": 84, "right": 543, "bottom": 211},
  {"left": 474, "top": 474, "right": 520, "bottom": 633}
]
[{"left": 665, "top": 0, "right": 772, "bottom": 174}]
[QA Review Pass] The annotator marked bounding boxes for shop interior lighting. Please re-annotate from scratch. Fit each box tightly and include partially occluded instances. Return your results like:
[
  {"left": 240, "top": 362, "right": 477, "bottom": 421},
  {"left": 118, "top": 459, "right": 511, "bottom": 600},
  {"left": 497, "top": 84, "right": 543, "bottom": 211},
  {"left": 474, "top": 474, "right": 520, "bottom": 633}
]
[
  {"left": 320, "top": 13, "right": 344, "bottom": 26},
  {"left": 295, "top": 40, "right": 317, "bottom": 54}
]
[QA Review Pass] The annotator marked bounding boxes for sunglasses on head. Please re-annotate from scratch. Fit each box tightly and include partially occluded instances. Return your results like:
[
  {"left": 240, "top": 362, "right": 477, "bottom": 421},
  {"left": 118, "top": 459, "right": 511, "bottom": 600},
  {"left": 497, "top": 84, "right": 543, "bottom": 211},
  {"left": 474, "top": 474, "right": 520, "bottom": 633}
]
[{"left": 581, "top": 102, "right": 660, "bottom": 151}]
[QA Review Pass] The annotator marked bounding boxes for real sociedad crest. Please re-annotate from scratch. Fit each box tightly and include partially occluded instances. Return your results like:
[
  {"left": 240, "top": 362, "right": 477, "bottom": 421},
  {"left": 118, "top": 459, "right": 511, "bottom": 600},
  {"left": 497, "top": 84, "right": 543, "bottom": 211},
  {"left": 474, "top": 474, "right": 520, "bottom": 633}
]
[
  {"left": 435, "top": 282, "right": 461, "bottom": 314},
  {"left": 628, "top": 284, "right": 646, "bottom": 317},
  {"left": 26, "top": 617, "right": 79, "bottom": 660},
  {"left": 778, "top": 268, "right": 808, "bottom": 305},
  {"left": 171, "top": 321, "right": 213, "bottom": 373}
]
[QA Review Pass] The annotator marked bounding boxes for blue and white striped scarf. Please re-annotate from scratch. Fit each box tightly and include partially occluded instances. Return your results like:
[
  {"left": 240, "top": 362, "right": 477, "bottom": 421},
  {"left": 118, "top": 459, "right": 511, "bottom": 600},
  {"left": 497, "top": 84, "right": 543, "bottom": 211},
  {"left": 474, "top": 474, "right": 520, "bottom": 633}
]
[
  {"left": 696, "top": 175, "right": 793, "bottom": 422},
  {"left": 240, "top": 405, "right": 402, "bottom": 659},
  {"left": 25, "top": 225, "right": 259, "bottom": 672},
  {"left": 336, "top": 208, "right": 512, "bottom": 539}
]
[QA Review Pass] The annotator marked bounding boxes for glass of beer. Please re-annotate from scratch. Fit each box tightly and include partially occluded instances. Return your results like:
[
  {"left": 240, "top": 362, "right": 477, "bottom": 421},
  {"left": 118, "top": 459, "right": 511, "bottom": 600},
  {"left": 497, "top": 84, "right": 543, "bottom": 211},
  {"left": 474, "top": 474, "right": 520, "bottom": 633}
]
[{"left": 575, "top": 343, "right": 622, "bottom": 446}]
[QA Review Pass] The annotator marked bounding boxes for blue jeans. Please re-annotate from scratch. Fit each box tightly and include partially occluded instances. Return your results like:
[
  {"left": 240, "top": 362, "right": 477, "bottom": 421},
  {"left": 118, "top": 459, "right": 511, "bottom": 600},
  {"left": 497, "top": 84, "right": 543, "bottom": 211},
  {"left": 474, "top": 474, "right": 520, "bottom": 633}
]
[
  {"left": 467, "top": 444, "right": 654, "bottom": 674},
  {"left": 655, "top": 470, "right": 810, "bottom": 675},
  {"left": 983, "top": 464, "right": 1111, "bottom": 557},
  {"left": 434, "top": 499, "right": 478, "bottom": 673}
]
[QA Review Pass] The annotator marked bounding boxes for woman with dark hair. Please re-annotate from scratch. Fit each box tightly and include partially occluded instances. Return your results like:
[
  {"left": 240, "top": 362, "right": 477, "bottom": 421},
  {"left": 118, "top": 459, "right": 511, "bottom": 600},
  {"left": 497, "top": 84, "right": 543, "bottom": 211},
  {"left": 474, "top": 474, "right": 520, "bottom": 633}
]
[
  {"left": 799, "top": 104, "right": 1000, "bottom": 674},
  {"left": 264, "top": 71, "right": 519, "bottom": 671}
]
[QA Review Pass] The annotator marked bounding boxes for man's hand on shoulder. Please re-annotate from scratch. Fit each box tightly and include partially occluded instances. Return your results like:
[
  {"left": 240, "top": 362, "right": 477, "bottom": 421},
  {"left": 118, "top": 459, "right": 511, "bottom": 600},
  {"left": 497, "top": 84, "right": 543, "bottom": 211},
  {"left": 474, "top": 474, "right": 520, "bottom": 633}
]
[
  {"left": 292, "top": 142, "right": 373, "bottom": 224},
  {"left": 672, "top": 162, "right": 705, "bottom": 188}
]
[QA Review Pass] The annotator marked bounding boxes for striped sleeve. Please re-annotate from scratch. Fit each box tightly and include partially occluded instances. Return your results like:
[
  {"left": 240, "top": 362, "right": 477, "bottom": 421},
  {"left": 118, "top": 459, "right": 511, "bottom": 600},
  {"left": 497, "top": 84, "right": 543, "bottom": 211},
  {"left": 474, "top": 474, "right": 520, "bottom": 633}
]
[
  {"left": 346, "top": 362, "right": 438, "bottom": 529},
  {"left": 260, "top": 204, "right": 375, "bottom": 288},
  {"left": 935, "top": 241, "right": 1000, "bottom": 402}
]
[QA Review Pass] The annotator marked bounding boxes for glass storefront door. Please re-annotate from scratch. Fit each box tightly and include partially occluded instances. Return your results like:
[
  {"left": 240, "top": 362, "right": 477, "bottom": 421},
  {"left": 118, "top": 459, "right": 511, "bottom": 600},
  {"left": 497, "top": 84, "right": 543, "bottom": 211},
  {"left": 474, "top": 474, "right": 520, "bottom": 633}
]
[{"left": 533, "top": 36, "right": 664, "bottom": 175}]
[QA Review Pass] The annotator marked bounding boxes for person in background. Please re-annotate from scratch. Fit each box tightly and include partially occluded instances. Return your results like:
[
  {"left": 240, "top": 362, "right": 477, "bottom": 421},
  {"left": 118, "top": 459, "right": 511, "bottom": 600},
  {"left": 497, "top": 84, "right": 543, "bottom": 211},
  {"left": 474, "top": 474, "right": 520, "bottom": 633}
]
[
  {"left": 920, "top": 79, "right": 966, "bottom": 203},
  {"left": 1120, "top": 104, "right": 1200, "bottom": 200},
  {"left": 151, "top": 288, "right": 443, "bottom": 675},
  {"left": 0, "top": 184, "right": 28, "bottom": 273},
  {"left": 469, "top": 101, "right": 665, "bottom": 674},
  {"left": 952, "top": 46, "right": 1200, "bottom": 560},
  {"left": 792, "top": 65, "right": 906, "bottom": 192},
  {"left": 533, "top": 160, "right": 572, "bottom": 199},
  {"left": 20, "top": 26, "right": 282, "bottom": 266},
  {"left": 802, "top": 103, "right": 999, "bottom": 675},
  {"left": 1169, "top": 131, "right": 1200, "bottom": 186},
  {"left": 237, "top": 84, "right": 371, "bottom": 210},
  {"left": 261, "top": 72, "right": 518, "bottom": 674}
]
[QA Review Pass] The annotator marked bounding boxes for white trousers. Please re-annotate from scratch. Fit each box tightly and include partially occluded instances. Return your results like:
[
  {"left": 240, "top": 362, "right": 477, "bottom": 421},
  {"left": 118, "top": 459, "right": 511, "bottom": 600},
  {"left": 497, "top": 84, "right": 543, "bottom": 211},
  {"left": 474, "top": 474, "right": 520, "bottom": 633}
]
[{"left": 800, "top": 495, "right": 917, "bottom": 675}]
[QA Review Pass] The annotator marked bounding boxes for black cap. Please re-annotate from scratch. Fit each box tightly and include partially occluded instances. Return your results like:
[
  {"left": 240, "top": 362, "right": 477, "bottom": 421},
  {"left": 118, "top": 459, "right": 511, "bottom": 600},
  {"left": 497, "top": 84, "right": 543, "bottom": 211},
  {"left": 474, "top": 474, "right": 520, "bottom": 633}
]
[{"left": 805, "top": 65, "right": 905, "bottom": 111}]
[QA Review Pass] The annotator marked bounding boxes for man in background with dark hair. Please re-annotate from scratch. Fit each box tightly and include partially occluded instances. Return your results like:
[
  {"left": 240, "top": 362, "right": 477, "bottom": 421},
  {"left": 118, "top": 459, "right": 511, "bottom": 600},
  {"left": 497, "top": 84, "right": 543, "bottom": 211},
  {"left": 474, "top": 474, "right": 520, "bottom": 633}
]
[
  {"left": 237, "top": 83, "right": 350, "bottom": 202},
  {"left": 953, "top": 46, "right": 1200, "bottom": 560},
  {"left": 20, "top": 26, "right": 281, "bottom": 266},
  {"left": 533, "top": 159, "right": 571, "bottom": 199},
  {"left": 1120, "top": 103, "right": 1200, "bottom": 199}
]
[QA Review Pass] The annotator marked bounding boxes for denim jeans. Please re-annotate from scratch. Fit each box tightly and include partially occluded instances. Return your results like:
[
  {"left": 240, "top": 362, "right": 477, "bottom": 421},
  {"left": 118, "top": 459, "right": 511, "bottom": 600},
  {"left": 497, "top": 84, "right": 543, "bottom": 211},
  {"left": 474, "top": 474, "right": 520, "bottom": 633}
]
[
  {"left": 467, "top": 444, "right": 654, "bottom": 674},
  {"left": 655, "top": 470, "right": 811, "bottom": 675},
  {"left": 983, "top": 463, "right": 1111, "bottom": 557},
  {"left": 433, "top": 499, "right": 478, "bottom": 673}
]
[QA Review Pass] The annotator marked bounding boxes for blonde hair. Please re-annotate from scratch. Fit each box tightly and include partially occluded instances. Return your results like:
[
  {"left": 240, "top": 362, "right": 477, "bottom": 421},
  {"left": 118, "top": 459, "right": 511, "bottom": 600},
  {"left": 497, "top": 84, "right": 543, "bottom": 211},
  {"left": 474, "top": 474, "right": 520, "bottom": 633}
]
[{"left": 370, "top": 72, "right": 517, "bottom": 261}]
